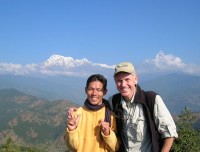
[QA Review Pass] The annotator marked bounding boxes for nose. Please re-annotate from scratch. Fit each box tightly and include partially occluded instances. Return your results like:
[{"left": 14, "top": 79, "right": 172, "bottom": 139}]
[
  {"left": 121, "top": 80, "right": 126, "bottom": 87},
  {"left": 92, "top": 90, "right": 97, "bottom": 94}
]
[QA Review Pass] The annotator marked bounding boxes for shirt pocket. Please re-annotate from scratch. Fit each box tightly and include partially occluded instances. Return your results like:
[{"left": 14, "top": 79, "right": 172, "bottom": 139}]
[{"left": 129, "top": 117, "right": 145, "bottom": 141}]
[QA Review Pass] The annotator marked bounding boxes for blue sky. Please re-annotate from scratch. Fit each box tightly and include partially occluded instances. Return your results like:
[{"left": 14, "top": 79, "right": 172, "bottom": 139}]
[{"left": 1, "top": 0, "right": 200, "bottom": 67}]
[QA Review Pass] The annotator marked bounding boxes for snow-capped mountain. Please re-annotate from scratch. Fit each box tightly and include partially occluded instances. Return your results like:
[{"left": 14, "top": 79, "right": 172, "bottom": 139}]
[
  {"left": 0, "top": 55, "right": 115, "bottom": 77},
  {"left": 42, "top": 55, "right": 92, "bottom": 68}
]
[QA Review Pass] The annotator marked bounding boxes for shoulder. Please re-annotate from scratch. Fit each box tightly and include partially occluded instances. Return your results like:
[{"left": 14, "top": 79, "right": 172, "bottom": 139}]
[
  {"left": 154, "top": 95, "right": 167, "bottom": 108},
  {"left": 111, "top": 93, "right": 121, "bottom": 102},
  {"left": 108, "top": 93, "right": 121, "bottom": 110},
  {"left": 146, "top": 91, "right": 158, "bottom": 98},
  {"left": 75, "top": 106, "right": 84, "bottom": 115}
]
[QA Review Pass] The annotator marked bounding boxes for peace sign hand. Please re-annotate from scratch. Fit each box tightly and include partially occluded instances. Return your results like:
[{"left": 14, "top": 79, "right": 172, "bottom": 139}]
[{"left": 67, "top": 107, "right": 81, "bottom": 131}]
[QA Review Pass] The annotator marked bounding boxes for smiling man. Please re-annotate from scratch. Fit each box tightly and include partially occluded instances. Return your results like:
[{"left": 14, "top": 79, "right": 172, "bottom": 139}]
[
  {"left": 64, "top": 74, "right": 119, "bottom": 152},
  {"left": 109, "top": 62, "right": 178, "bottom": 152}
]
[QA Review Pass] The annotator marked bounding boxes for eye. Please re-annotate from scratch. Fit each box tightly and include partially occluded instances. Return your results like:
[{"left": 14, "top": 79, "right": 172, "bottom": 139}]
[{"left": 87, "top": 88, "right": 103, "bottom": 92}]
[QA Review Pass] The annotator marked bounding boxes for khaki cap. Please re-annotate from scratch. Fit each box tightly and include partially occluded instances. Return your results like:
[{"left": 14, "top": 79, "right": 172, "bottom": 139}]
[{"left": 114, "top": 62, "right": 136, "bottom": 76}]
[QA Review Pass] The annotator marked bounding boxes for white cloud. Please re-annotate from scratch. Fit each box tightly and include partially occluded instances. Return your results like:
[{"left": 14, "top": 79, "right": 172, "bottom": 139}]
[
  {"left": 145, "top": 51, "right": 185, "bottom": 69},
  {"left": 93, "top": 63, "right": 115, "bottom": 69},
  {"left": 0, "top": 63, "right": 25, "bottom": 75},
  {"left": 144, "top": 51, "right": 200, "bottom": 75},
  {"left": 0, "top": 63, "right": 39, "bottom": 76}
]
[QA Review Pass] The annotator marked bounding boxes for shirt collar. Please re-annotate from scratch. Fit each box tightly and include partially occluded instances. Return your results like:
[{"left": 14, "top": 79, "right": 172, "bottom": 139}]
[{"left": 121, "top": 95, "right": 135, "bottom": 108}]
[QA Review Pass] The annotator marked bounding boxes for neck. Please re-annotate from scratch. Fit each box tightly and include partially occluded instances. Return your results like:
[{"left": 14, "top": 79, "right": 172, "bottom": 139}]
[
  {"left": 123, "top": 89, "right": 136, "bottom": 102},
  {"left": 123, "top": 97, "right": 132, "bottom": 102}
]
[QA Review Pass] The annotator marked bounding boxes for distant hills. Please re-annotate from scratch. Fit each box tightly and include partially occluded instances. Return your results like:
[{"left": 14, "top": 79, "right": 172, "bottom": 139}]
[
  {"left": 0, "top": 72, "right": 200, "bottom": 114},
  {"left": 0, "top": 89, "right": 77, "bottom": 151},
  {"left": 140, "top": 73, "right": 200, "bottom": 114}
]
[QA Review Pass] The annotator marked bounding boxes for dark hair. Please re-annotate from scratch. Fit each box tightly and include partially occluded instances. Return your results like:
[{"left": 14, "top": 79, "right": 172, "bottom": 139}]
[{"left": 86, "top": 74, "right": 107, "bottom": 90}]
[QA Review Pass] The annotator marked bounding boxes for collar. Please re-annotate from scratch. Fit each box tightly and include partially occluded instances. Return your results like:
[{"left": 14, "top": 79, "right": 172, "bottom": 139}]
[{"left": 121, "top": 94, "right": 135, "bottom": 109}]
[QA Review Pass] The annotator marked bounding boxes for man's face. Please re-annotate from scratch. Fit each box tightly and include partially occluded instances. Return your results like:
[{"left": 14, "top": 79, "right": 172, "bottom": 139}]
[
  {"left": 85, "top": 80, "right": 106, "bottom": 105},
  {"left": 114, "top": 73, "right": 137, "bottom": 101}
]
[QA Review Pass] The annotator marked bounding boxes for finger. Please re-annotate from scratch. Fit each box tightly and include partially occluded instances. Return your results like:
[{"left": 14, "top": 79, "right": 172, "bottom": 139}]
[
  {"left": 67, "top": 120, "right": 75, "bottom": 125},
  {"left": 68, "top": 108, "right": 76, "bottom": 118},
  {"left": 67, "top": 109, "right": 71, "bottom": 116},
  {"left": 103, "top": 122, "right": 109, "bottom": 127},
  {"left": 67, "top": 108, "right": 73, "bottom": 117},
  {"left": 67, "top": 113, "right": 73, "bottom": 120},
  {"left": 69, "top": 108, "right": 74, "bottom": 115},
  {"left": 69, "top": 107, "right": 77, "bottom": 113},
  {"left": 72, "top": 107, "right": 78, "bottom": 111},
  {"left": 102, "top": 127, "right": 106, "bottom": 131},
  {"left": 75, "top": 114, "right": 81, "bottom": 125},
  {"left": 100, "top": 121, "right": 109, "bottom": 127},
  {"left": 98, "top": 119, "right": 104, "bottom": 126}
]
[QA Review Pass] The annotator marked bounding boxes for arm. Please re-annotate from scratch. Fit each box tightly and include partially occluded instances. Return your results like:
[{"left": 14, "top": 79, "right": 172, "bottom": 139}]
[
  {"left": 154, "top": 95, "right": 178, "bottom": 150},
  {"left": 161, "top": 137, "right": 175, "bottom": 152},
  {"left": 64, "top": 128, "right": 79, "bottom": 151},
  {"left": 64, "top": 107, "right": 81, "bottom": 151},
  {"left": 100, "top": 114, "right": 119, "bottom": 152}
]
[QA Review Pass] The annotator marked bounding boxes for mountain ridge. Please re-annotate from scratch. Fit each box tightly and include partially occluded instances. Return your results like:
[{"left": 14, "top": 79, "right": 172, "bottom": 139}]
[
  {"left": 0, "top": 89, "right": 78, "bottom": 151},
  {"left": 1, "top": 73, "right": 200, "bottom": 114}
]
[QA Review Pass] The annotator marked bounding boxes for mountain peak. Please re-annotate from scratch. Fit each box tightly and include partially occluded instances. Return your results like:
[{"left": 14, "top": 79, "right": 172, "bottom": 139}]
[{"left": 42, "top": 54, "right": 91, "bottom": 68}]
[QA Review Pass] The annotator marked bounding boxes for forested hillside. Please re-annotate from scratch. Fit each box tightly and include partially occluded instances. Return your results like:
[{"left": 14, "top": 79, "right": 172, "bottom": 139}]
[
  {"left": 0, "top": 88, "right": 199, "bottom": 151},
  {"left": 0, "top": 89, "right": 78, "bottom": 151}
]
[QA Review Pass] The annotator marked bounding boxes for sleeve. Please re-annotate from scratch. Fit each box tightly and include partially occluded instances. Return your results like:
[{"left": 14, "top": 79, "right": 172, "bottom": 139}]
[
  {"left": 101, "top": 112, "right": 119, "bottom": 152},
  {"left": 64, "top": 109, "right": 82, "bottom": 151},
  {"left": 64, "top": 128, "right": 79, "bottom": 151},
  {"left": 154, "top": 95, "right": 178, "bottom": 139}
]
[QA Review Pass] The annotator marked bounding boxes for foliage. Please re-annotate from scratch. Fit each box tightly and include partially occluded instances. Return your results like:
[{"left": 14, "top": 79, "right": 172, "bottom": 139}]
[
  {"left": 0, "top": 137, "right": 44, "bottom": 152},
  {"left": 0, "top": 137, "right": 20, "bottom": 152},
  {"left": 171, "top": 107, "right": 200, "bottom": 152}
]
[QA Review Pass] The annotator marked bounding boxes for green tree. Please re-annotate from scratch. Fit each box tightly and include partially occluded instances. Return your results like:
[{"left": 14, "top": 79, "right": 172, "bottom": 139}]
[
  {"left": 172, "top": 107, "right": 200, "bottom": 152},
  {"left": 0, "top": 137, "right": 45, "bottom": 152},
  {"left": 0, "top": 137, "right": 20, "bottom": 152}
]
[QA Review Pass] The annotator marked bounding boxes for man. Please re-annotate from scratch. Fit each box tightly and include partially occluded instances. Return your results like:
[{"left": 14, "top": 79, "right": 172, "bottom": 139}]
[
  {"left": 109, "top": 62, "right": 178, "bottom": 152},
  {"left": 64, "top": 74, "right": 119, "bottom": 152}
]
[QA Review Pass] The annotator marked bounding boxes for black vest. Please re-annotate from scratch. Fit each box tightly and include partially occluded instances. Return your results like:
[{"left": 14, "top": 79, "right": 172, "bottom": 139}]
[{"left": 112, "top": 85, "right": 163, "bottom": 152}]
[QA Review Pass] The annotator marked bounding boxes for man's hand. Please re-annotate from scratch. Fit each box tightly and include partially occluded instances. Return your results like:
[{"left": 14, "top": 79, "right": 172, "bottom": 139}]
[
  {"left": 67, "top": 107, "right": 81, "bottom": 131},
  {"left": 99, "top": 119, "right": 110, "bottom": 136}
]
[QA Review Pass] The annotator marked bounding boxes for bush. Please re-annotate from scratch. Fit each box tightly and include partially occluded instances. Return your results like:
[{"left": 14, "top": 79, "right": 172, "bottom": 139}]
[{"left": 171, "top": 107, "right": 200, "bottom": 152}]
